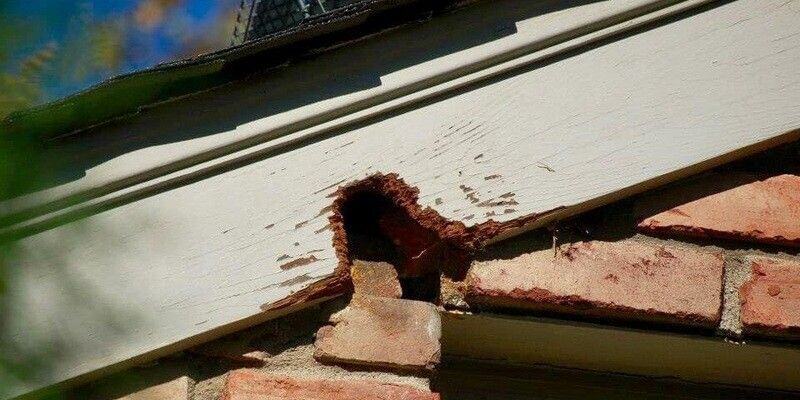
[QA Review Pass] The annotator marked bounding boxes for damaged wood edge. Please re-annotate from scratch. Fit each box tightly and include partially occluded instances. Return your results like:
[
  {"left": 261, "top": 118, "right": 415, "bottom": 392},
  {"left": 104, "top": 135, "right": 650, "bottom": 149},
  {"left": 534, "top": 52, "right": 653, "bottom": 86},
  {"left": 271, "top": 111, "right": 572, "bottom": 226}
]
[
  {"left": 263, "top": 172, "right": 564, "bottom": 312},
  {"left": 483, "top": 128, "right": 800, "bottom": 245},
  {"left": 0, "top": 0, "right": 710, "bottom": 228},
  {"left": 442, "top": 311, "right": 800, "bottom": 391},
  {"left": 263, "top": 128, "right": 800, "bottom": 312}
]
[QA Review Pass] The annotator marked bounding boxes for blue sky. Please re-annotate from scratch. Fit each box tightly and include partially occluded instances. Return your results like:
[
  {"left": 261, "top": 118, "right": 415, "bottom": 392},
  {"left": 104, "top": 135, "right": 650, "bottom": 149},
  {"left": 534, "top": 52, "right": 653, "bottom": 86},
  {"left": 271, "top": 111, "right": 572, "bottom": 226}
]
[{"left": 1, "top": 0, "right": 239, "bottom": 101}]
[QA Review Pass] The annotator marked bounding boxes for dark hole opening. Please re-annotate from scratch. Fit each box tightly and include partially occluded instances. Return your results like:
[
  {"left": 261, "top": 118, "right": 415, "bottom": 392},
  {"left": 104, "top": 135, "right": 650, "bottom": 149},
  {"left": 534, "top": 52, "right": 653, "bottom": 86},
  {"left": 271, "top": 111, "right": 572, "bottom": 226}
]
[
  {"left": 340, "top": 191, "right": 401, "bottom": 265},
  {"left": 339, "top": 190, "right": 444, "bottom": 301}
]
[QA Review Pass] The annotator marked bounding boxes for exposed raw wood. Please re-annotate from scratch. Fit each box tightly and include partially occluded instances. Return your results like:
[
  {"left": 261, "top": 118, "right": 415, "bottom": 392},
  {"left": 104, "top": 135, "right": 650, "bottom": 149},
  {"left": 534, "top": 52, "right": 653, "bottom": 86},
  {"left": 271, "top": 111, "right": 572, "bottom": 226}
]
[
  {"left": 3, "top": 0, "right": 800, "bottom": 397},
  {"left": 442, "top": 311, "right": 800, "bottom": 391}
]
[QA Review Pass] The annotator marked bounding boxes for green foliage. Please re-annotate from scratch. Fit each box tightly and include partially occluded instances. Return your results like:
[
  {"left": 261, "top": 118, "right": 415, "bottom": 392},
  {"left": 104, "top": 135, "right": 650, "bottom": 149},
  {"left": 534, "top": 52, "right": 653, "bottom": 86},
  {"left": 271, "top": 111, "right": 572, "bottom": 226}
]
[
  {"left": 0, "top": 2, "right": 237, "bottom": 397},
  {"left": 0, "top": 6, "right": 127, "bottom": 120},
  {"left": 0, "top": 6, "right": 120, "bottom": 399},
  {"left": 0, "top": 44, "right": 56, "bottom": 118},
  {"left": 0, "top": 73, "right": 41, "bottom": 118}
]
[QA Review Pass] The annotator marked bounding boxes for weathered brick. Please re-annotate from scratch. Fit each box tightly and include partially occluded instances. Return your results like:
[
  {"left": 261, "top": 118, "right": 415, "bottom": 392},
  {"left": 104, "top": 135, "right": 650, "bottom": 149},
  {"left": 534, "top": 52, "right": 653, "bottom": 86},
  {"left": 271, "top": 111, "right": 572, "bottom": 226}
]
[
  {"left": 638, "top": 174, "right": 800, "bottom": 247},
  {"left": 351, "top": 260, "right": 402, "bottom": 298},
  {"left": 465, "top": 240, "right": 724, "bottom": 327},
  {"left": 314, "top": 295, "right": 440, "bottom": 371},
  {"left": 741, "top": 256, "right": 800, "bottom": 339},
  {"left": 222, "top": 370, "right": 439, "bottom": 400}
]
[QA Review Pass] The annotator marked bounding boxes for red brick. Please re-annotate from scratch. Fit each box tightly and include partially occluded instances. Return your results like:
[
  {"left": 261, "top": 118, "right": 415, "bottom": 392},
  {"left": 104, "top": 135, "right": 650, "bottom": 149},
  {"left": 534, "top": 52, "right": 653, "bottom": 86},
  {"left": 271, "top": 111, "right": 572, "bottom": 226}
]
[
  {"left": 465, "top": 240, "right": 724, "bottom": 327},
  {"left": 638, "top": 174, "right": 800, "bottom": 247},
  {"left": 351, "top": 260, "right": 402, "bottom": 298},
  {"left": 222, "top": 370, "right": 439, "bottom": 400},
  {"left": 741, "top": 256, "right": 800, "bottom": 338},
  {"left": 314, "top": 295, "right": 440, "bottom": 371}
]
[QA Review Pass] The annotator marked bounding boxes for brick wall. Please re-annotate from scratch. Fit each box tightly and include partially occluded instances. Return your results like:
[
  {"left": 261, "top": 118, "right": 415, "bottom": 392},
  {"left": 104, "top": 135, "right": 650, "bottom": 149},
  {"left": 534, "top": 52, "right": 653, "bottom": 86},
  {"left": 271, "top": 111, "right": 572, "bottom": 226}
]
[{"left": 453, "top": 171, "right": 800, "bottom": 341}]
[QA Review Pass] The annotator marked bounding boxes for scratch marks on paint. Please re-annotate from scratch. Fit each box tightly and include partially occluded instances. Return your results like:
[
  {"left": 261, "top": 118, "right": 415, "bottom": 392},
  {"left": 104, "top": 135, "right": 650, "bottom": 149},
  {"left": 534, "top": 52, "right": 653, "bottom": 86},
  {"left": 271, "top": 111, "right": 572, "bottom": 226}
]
[
  {"left": 459, "top": 184, "right": 481, "bottom": 204},
  {"left": 323, "top": 141, "right": 355, "bottom": 157},
  {"left": 477, "top": 197, "right": 519, "bottom": 207},
  {"left": 279, "top": 255, "right": 320, "bottom": 271},
  {"left": 316, "top": 205, "right": 334, "bottom": 218},
  {"left": 315, "top": 223, "right": 333, "bottom": 234},
  {"left": 537, "top": 163, "right": 556, "bottom": 172},
  {"left": 280, "top": 274, "right": 315, "bottom": 287},
  {"left": 456, "top": 183, "right": 521, "bottom": 218},
  {"left": 295, "top": 220, "right": 310, "bottom": 229},
  {"left": 313, "top": 179, "right": 347, "bottom": 195}
]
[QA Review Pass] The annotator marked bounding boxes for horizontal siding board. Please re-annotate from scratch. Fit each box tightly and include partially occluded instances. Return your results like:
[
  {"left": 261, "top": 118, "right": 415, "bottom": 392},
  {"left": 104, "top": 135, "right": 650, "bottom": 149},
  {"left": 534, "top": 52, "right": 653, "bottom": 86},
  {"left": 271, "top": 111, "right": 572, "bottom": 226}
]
[
  {"left": 0, "top": 0, "right": 685, "bottom": 224},
  {"left": 443, "top": 311, "right": 800, "bottom": 391}
]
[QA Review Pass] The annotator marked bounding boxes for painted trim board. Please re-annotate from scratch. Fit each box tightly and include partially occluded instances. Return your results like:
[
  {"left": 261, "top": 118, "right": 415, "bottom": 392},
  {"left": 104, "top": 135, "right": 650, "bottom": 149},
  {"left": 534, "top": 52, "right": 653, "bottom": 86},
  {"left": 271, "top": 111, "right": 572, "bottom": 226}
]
[
  {"left": 436, "top": 363, "right": 800, "bottom": 399},
  {"left": 3, "top": 0, "right": 800, "bottom": 397},
  {"left": 2, "top": 0, "right": 721, "bottom": 240},
  {"left": 0, "top": 0, "right": 707, "bottom": 227},
  {"left": 443, "top": 311, "right": 800, "bottom": 391}
]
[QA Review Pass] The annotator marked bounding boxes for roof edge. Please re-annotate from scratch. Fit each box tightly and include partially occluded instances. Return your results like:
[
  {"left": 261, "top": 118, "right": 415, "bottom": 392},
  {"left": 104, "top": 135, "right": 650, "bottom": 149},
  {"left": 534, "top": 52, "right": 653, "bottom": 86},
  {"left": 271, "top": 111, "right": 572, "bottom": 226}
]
[{"left": 0, "top": 0, "right": 465, "bottom": 141}]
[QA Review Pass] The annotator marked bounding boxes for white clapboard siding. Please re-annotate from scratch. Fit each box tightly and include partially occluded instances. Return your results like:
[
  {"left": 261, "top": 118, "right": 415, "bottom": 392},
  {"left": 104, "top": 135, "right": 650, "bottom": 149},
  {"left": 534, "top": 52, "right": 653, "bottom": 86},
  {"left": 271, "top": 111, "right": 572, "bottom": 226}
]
[
  {"left": 0, "top": 0, "right": 703, "bottom": 224},
  {"left": 3, "top": 0, "right": 800, "bottom": 397}
]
